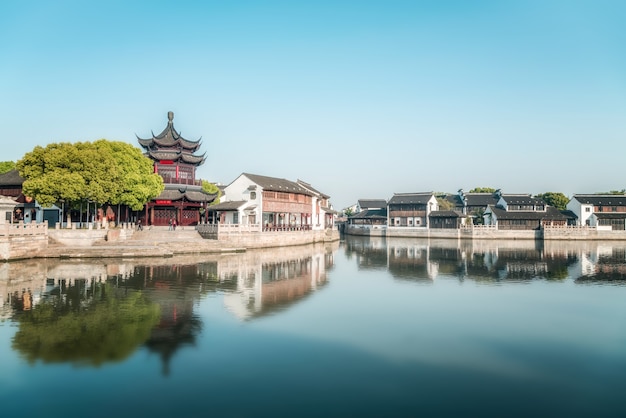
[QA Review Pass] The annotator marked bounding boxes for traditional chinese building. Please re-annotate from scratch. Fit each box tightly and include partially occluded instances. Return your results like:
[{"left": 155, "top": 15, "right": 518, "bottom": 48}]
[{"left": 137, "top": 112, "right": 216, "bottom": 226}]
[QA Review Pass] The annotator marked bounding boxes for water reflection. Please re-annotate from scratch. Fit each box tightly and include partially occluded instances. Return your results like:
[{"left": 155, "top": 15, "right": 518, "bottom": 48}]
[
  {"left": 1, "top": 242, "right": 338, "bottom": 370},
  {"left": 344, "top": 236, "right": 626, "bottom": 284}
]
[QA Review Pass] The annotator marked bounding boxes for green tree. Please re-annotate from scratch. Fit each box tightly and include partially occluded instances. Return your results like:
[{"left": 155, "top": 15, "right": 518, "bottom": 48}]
[
  {"left": 201, "top": 180, "right": 221, "bottom": 205},
  {"left": 436, "top": 194, "right": 454, "bottom": 210},
  {"left": 93, "top": 140, "right": 164, "bottom": 210},
  {"left": 469, "top": 187, "right": 496, "bottom": 193},
  {"left": 0, "top": 161, "right": 15, "bottom": 174},
  {"left": 535, "top": 192, "right": 569, "bottom": 210},
  {"left": 344, "top": 207, "right": 354, "bottom": 217},
  {"left": 16, "top": 140, "right": 163, "bottom": 210}
]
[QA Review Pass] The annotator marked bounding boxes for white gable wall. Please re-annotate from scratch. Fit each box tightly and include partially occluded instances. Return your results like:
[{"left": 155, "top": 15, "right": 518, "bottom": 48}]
[
  {"left": 567, "top": 198, "right": 593, "bottom": 226},
  {"left": 222, "top": 174, "right": 262, "bottom": 225}
]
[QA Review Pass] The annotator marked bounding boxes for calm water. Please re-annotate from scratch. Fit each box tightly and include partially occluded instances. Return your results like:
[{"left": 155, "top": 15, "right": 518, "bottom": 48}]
[{"left": 1, "top": 236, "right": 626, "bottom": 417}]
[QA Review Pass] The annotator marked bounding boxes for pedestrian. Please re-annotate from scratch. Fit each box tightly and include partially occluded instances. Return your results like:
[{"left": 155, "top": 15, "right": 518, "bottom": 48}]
[
  {"left": 169, "top": 218, "right": 173, "bottom": 231},
  {"left": 137, "top": 219, "right": 143, "bottom": 231},
  {"left": 172, "top": 219, "right": 177, "bottom": 230}
]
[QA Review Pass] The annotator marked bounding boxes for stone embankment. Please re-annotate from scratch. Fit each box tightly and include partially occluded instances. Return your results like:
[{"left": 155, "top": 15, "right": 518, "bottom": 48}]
[{"left": 2, "top": 224, "right": 341, "bottom": 261}]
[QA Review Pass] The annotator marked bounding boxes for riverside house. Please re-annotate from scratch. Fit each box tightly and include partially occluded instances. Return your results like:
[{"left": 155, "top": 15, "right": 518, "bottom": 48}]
[
  {"left": 387, "top": 192, "right": 438, "bottom": 228},
  {"left": 207, "top": 173, "right": 334, "bottom": 231},
  {"left": 483, "top": 192, "right": 567, "bottom": 230},
  {"left": 567, "top": 194, "right": 626, "bottom": 230}
]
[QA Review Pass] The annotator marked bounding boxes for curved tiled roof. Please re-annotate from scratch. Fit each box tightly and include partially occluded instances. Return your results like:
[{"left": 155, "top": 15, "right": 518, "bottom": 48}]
[
  {"left": 154, "top": 186, "right": 216, "bottom": 203},
  {"left": 0, "top": 169, "right": 24, "bottom": 186},
  {"left": 137, "top": 111, "right": 203, "bottom": 156}
]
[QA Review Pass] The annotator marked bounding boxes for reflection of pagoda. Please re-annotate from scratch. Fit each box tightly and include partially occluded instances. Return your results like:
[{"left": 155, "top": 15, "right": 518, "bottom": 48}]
[{"left": 137, "top": 111, "right": 216, "bottom": 226}]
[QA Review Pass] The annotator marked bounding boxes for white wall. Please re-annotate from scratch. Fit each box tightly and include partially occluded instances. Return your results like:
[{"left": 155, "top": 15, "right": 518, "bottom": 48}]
[
  {"left": 222, "top": 174, "right": 261, "bottom": 225},
  {"left": 567, "top": 198, "right": 592, "bottom": 226}
]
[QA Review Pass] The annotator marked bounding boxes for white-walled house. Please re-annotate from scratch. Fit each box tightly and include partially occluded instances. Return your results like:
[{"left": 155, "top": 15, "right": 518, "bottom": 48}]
[
  {"left": 567, "top": 194, "right": 626, "bottom": 230},
  {"left": 207, "top": 173, "right": 334, "bottom": 231},
  {"left": 0, "top": 196, "right": 18, "bottom": 225}
]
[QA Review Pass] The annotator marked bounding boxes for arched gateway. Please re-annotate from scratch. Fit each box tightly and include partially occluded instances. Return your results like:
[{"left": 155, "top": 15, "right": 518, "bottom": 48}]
[{"left": 137, "top": 112, "right": 216, "bottom": 227}]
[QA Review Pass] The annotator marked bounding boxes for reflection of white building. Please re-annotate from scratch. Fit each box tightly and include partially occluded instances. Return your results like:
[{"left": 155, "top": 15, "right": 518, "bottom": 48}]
[{"left": 221, "top": 244, "right": 335, "bottom": 320}]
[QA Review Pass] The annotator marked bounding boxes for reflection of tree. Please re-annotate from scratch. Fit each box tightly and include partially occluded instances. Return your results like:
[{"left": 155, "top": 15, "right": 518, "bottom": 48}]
[{"left": 12, "top": 282, "right": 160, "bottom": 366}]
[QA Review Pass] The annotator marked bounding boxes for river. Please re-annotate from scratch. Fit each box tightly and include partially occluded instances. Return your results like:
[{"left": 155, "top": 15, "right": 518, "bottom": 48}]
[{"left": 1, "top": 236, "right": 625, "bottom": 417}]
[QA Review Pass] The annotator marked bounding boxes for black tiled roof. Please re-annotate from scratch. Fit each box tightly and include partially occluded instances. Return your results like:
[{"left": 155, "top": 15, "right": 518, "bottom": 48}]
[
  {"left": 592, "top": 212, "right": 626, "bottom": 220},
  {"left": 206, "top": 200, "right": 247, "bottom": 211},
  {"left": 349, "top": 208, "right": 387, "bottom": 219},
  {"left": 155, "top": 185, "right": 216, "bottom": 203},
  {"left": 561, "top": 210, "right": 578, "bottom": 220},
  {"left": 462, "top": 193, "right": 499, "bottom": 206},
  {"left": 358, "top": 199, "right": 387, "bottom": 209},
  {"left": 388, "top": 192, "right": 433, "bottom": 205},
  {"left": 429, "top": 210, "right": 461, "bottom": 218},
  {"left": 572, "top": 194, "right": 626, "bottom": 206},
  {"left": 243, "top": 173, "right": 312, "bottom": 195},
  {"left": 500, "top": 194, "right": 545, "bottom": 205},
  {"left": 137, "top": 111, "right": 201, "bottom": 151},
  {"left": 0, "top": 169, "right": 24, "bottom": 186},
  {"left": 488, "top": 205, "right": 567, "bottom": 221},
  {"left": 297, "top": 179, "right": 329, "bottom": 199}
]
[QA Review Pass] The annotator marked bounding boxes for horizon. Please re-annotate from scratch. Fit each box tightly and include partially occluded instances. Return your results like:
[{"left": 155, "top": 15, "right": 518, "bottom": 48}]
[{"left": 2, "top": 0, "right": 625, "bottom": 209}]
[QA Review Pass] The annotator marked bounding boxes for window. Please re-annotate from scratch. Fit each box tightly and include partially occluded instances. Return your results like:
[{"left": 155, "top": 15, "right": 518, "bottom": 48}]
[
  {"left": 250, "top": 191, "right": 256, "bottom": 200},
  {"left": 585, "top": 207, "right": 591, "bottom": 212},
  {"left": 233, "top": 212, "right": 239, "bottom": 224}
]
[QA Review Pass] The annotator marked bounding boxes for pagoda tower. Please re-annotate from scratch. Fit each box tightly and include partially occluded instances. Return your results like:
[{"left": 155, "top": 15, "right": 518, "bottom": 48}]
[{"left": 137, "top": 112, "right": 216, "bottom": 226}]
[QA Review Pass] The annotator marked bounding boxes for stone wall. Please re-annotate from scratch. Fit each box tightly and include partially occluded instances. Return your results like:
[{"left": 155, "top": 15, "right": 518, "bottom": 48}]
[
  {"left": 0, "top": 223, "right": 49, "bottom": 261},
  {"left": 543, "top": 226, "right": 626, "bottom": 241},
  {"left": 0, "top": 234, "right": 49, "bottom": 261},
  {"left": 214, "top": 229, "right": 340, "bottom": 249}
]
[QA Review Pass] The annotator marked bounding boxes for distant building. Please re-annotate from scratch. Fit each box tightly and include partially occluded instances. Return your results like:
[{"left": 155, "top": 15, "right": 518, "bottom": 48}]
[
  {"left": 567, "top": 194, "right": 626, "bottom": 230},
  {"left": 387, "top": 192, "right": 438, "bottom": 228},
  {"left": 484, "top": 192, "right": 567, "bottom": 230}
]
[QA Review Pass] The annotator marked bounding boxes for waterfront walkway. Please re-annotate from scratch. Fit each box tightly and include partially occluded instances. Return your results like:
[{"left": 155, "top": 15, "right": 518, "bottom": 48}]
[{"left": 43, "top": 227, "right": 245, "bottom": 259}]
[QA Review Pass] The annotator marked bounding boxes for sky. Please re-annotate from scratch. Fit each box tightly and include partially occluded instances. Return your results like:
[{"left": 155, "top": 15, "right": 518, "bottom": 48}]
[{"left": 1, "top": 0, "right": 625, "bottom": 209}]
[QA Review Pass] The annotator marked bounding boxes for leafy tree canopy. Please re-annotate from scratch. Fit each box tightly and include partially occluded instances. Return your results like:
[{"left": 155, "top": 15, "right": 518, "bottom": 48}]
[
  {"left": 16, "top": 140, "right": 164, "bottom": 209},
  {"left": 201, "top": 180, "right": 221, "bottom": 205},
  {"left": 0, "top": 161, "right": 15, "bottom": 174},
  {"left": 535, "top": 192, "right": 569, "bottom": 211},
  {"left": 436, "top": 196, "right": 454, "bottom": 210},
  {"left": 344, "top": 207, "right": 354, "bottom": 217},
  {"left": 469, "top": 187, "right": 496, "bottom": 193}
]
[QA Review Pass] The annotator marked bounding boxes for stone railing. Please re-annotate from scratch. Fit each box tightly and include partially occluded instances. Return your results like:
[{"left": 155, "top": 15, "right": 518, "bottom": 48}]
[{"left": 0, "top": 222, "right": 48, "bottom": 237}]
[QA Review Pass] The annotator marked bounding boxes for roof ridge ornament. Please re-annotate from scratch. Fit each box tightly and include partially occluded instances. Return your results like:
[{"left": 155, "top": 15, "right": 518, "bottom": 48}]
[{"left": 168, "top": 111, "right": 174, "bottom": 123}]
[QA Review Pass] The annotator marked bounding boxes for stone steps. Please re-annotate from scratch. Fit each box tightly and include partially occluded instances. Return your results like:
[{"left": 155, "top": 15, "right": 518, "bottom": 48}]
[{"left": 129, "top": 227, "right": 204, "bottom": 242}]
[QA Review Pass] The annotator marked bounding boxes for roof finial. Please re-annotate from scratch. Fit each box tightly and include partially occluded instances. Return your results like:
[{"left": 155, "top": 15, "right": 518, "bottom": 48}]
[{"left": 168, "top": 111, "right": 174, "bottom": 123}]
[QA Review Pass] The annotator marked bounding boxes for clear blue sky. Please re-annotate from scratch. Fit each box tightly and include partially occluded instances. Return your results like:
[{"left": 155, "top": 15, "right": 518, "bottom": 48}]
[{"left": 1, "top": 0, "right": 625, "bottom": 209}]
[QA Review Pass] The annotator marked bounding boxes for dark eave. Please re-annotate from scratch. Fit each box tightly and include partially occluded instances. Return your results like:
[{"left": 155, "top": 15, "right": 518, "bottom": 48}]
[{"left": 242, "top": 173, "right": 312, "bottom": 196}]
